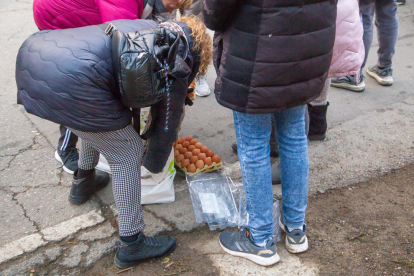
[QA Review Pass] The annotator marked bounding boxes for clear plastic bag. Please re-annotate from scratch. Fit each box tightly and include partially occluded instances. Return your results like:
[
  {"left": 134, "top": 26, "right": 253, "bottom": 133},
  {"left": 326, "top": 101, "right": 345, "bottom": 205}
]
[
  {"left": 186, "top": 173, "right": 282, "bottom": 241},
  {"left": 186, "top": 173, "right": 238, "bottom": 230}
]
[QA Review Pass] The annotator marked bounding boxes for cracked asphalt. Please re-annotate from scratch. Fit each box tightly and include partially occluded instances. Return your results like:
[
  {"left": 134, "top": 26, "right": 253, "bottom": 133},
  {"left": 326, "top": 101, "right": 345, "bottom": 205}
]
[{"left": 0, "top": 0, "right": 413, "bottom": 275}]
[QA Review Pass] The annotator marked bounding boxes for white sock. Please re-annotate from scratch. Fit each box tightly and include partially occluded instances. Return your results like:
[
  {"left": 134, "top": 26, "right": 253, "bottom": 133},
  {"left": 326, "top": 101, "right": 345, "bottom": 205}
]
[
  {"left": 287, "top": 225, "right": 304, "bottom": 232},
  {"left": 254, "top": 241, "right": 266, "bottom": 247}
]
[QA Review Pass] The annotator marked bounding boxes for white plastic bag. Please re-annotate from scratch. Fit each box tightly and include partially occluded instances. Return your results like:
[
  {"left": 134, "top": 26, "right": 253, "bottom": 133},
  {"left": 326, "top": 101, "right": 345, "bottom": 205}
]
[{"left": 96, "top": 150, "right": 176, "bottom": 205}]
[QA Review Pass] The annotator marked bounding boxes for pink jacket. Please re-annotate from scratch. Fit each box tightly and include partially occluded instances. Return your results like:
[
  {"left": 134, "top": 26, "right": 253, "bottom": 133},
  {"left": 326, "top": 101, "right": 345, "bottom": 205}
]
[
  {"left": 328, "top": 0, "right": 364, "bottom": 78},
  {"left": 33, "top": 0, "right": 144, "bottom": 30}
]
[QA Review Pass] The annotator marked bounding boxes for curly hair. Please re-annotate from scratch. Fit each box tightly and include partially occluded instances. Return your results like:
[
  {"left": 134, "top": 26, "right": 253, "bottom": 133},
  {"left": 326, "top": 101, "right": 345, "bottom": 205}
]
[
  {"left": 177, "top": 15, "right": 212, "bottom": 77},
  {"left": 178, "top": 0, "right": 193, "bottom": 12}
]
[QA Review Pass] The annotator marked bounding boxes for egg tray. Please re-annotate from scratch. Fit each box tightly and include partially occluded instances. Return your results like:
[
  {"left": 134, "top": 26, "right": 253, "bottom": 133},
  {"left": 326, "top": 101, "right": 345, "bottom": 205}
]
[{"left": 174, "top": 160, "right": 223, "bottom": 176}]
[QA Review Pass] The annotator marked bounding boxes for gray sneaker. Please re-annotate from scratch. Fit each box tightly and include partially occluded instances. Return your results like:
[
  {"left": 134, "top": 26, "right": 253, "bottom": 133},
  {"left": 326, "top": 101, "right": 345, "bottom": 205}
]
[
  {"left": 219, "top": 228, "right": 280, "bottom": 266},
  {"left": 279, "top": 217, "right": 308, "bottom": 254},
  {"left": 330, "top": 75, "right": 365, "bottom": 92},
  {"left": 366, "top": 65, "right": 393, "bottom": 86}
]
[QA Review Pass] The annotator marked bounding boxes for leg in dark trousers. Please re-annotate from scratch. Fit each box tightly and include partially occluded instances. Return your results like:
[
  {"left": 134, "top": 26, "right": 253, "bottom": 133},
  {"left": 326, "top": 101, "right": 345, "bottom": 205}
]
[{"left": 55, "top": 125, "right": 79, "bottom": 174}]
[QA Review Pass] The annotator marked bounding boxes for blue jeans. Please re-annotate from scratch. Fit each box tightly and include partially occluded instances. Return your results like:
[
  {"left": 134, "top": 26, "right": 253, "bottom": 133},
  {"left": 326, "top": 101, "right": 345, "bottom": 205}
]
[
  {"left": 233, "top": 105, "right": 309, "bottom": 244},
  {"left": 360, "top": 0, "right": 398, "bottom": 69}
]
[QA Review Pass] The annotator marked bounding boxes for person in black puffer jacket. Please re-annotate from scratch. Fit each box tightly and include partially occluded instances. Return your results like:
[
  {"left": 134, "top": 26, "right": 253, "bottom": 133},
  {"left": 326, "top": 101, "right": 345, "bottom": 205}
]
[
  {"left": 16, "top": 17, "right": 212, "bottom": 269},
  {"left": 204, "top": 0, "right": 336, "bottom": 266}
]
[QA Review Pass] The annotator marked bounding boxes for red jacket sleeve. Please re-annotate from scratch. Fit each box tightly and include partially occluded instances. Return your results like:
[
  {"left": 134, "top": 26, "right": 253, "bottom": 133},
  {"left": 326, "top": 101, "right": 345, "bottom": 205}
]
[{"left": 95, "top": 0, "right": 144, "bottom": 23}]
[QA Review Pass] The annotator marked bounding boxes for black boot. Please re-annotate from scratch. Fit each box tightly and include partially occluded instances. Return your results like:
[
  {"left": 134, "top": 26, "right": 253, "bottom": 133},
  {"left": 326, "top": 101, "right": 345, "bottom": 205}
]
[
  {"left": 114, "top": 233, "right": 176, "bottom": 269},
  {"left": 307, "top": 103, "right": 329, "bottom": 141},
  {"left": 69, "top": 169, "right": 110, "bottom": 205}
]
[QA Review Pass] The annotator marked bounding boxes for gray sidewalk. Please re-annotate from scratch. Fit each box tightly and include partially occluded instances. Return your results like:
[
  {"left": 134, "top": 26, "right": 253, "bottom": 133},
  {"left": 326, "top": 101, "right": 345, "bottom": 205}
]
[{"left": 1, "top": 0, "right": 414, "bottom": 274}]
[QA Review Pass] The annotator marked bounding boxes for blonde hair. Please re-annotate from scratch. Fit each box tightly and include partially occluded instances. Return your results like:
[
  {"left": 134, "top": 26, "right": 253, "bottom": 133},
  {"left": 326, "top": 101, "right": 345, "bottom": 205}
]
[
  {"left": 178, "top": 0, "right": 193, "bottom": 12},
  {"left": 177, "top": 15, "right": 212, "bottom": 77}
]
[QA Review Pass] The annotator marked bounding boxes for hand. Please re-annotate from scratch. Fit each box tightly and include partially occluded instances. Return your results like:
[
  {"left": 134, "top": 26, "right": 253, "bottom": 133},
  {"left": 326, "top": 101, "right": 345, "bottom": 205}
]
[{"left": 162, "top": 0, "right": 180, "bottom": 13}]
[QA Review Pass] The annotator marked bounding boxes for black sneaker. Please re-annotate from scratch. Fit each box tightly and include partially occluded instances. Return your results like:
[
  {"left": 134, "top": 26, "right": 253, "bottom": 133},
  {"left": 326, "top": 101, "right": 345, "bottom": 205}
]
[
  {"left": 279, "top": 217, "right": 308, "bottom": 254},
  {"left": 366, "top": 65, "right": 393, "bottom": 86},
  {"left": 69, "top": 169, "right": 110, "bottom": 205},
  {"left": 55, "top": 148, "right": 79, "bottom": 174},
  {"left": 331, "top": 74, "right": 365, "bottom": 92},
  {"left": 114, "top": 233, "right": 176, "bottom": 269},
  {"left": 219, "top": 228, "right": 280, "bottom": 266}
]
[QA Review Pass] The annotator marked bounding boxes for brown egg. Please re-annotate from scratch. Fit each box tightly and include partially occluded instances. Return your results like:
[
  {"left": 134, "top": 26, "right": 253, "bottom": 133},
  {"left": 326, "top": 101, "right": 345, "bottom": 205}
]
[
  {"left": 192, "top": 149, "right": 201, "bottom": 156},
  {"left": 212, "top": 155, "right": 221, "bottom": 164},
  {"left": 181, "top": 159, "right": 190, "bottom": 168},
  {"left": 174, "top": 150, "right": 180, "bottom": 157},
  {"left": 187, "top": 164, "right": 196, "bottom": 173},
  {"left": 206, "top": 150, "right": 214, "bottom": 158},
  {"left": 195, "top": 142, "right": 203, "bottom": 149},
  {"left": 197, "top": 153, "right": 206, "bottom": 160},
  {"left": 172, "top": 142, "right": 176, "bottom": 148},
  {"left": 200, "top": 146, "right": 209, "bottom": 153},
  {"left": 176, "top": 144, "right": 183, "bottom": 150},
  {"left": 188, "top": 145, "right": 196, "bottom": 151},
  {"left": 185, "top": 135, "right": 193, "bottom": 141},
  {"left": 203, "top": 157, "right": 212, "bottom": 166},
  {"left": 184, "top": 152, "right": 193, "bottom": 159},
  {"left": 176, "top": 154, "right": 184, "bottom": 163},
  {"left": 177, "top": 138, "right": 185, "bottom": 144},
  {"left": 190, "top": 156, "right": 198, "bottom": 164},
  {"left": 182, "top": 141, "right": 190, "bottom": 148},
  {"left": 179, "top": 147, "right": 187, "bottom": 154},
  {"left": 196, "top": 160, "right": 205, "bottom": 169},
  {"left": 190, "top": 139, "right": 198, "bottom": 145}
]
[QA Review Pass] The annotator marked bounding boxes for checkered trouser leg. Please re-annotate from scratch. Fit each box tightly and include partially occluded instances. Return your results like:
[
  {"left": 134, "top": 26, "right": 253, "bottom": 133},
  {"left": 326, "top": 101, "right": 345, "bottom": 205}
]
[{"left": 70, "top": 125, "right": 144, "bottom": 236}]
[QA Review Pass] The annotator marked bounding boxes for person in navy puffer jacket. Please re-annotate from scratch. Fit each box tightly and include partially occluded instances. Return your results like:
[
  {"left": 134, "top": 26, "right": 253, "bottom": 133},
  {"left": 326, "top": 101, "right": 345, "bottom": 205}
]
[{"left": 16, "top": 16, "right": 211, "bottom": 268}]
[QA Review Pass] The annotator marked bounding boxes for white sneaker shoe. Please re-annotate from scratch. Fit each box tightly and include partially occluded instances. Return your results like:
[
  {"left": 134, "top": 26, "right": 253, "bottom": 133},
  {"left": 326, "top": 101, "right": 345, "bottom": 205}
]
[{"left": 195, "top": 76, "right": 211, "bottom": 97}]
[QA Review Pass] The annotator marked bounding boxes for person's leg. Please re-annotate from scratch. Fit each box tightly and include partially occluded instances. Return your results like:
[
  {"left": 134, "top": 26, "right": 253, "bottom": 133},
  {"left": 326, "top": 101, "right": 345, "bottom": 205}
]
[
  {"left": 360, "top": 0, "right": 376, "bottom": 70},
  {"left": 308, "top": 78, "right": 330, "bottom": 141},
  {"left": 234, "top": 112, "right": 273, "bottom": 244},
  {"left": 273, "top": 105, "right": 309, "bottom": 253},
  {"left": 375, "top": 0, "right": 398, "bottom": 69},
  {"left": 56, "top": 125, "right": 79, "bottom": 174},
  {"left": 219, "top": 112, "right": 279, "bottom": 266},
  {"left": 72, "top": 125, "right": 175, "bottom": 268}
]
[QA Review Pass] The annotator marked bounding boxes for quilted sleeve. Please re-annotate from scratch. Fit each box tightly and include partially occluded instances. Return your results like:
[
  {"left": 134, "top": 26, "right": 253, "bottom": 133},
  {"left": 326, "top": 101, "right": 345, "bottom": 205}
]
[
  {"left": 95, "top": 0, "right": 144, "bottom": 22},
  {"left": 203, "top": 0, "right": 238, "bottom": 31}
]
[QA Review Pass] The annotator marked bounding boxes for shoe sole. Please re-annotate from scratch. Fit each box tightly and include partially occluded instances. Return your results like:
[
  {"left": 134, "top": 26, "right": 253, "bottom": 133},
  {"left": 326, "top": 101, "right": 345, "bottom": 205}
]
[
  {"left": 308, "top": 134, "right": 326, "bottom": 141},
  {"left": 195, "top": 90, "right": 211, "bottom": 97},
  {"left": 114, "top": 243, "right": 176, "bottom": 269},
  {"left": 330, "top": 82, "right": 365, "bottom": 92},
  {"left": 278, "top": 218, "right": 309, "bottom": 254},
  {"left": 55, "top": 151, "right": 75, "bottom": 174},
  {"left": 366, "top": 70, "right": 393, "bottom": 86},
  {"left": 219, "top": 240, "right": 280, "bottom": 266}
]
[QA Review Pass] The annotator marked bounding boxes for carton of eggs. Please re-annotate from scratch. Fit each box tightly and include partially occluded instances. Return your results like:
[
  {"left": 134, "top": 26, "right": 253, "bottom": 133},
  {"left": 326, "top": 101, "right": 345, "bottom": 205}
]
[{"left": 173, "top": 135, "right": 223, "bottom": 174}]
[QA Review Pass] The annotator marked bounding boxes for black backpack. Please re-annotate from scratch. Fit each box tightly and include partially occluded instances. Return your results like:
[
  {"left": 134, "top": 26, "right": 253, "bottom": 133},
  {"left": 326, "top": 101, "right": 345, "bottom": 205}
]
[{"left": 101, "top": 23, "right": 190, "bottom": 108}]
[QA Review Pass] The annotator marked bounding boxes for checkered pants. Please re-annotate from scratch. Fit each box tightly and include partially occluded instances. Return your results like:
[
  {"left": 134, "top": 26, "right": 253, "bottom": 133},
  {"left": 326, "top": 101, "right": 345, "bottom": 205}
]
[{"left": 70, "top": 125, "right": 144, "bottom": 236}]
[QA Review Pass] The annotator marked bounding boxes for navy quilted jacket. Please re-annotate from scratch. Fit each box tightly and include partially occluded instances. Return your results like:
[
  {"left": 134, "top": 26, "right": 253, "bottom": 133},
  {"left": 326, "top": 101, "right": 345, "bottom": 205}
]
[{"left": 16, "top": 19, "right": 157, "bottom": 132}]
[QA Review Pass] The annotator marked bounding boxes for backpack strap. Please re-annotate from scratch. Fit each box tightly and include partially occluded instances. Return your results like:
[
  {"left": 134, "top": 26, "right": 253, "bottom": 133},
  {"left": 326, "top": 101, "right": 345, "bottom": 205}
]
[{"left": 98, "top": 23, "right": 116, "bottom": 37}]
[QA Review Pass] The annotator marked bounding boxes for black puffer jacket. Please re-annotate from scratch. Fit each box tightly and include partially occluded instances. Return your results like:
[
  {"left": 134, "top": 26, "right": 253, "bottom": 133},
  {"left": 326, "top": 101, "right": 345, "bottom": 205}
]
[
  {"left": 16, "top": 19, "right": 200, "bottom": 174},
  {"left": 204, "top": 0, "right": 337, "bottom": 114},
  {"left": 16, "top": 20, "right": 161, "bottom": 132}
]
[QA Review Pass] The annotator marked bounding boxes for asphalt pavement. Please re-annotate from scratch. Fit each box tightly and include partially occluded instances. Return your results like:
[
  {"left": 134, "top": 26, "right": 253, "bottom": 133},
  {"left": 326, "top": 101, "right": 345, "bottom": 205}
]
[{"left": 0, "top": 0, "right": 413, "bottom": 275}]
